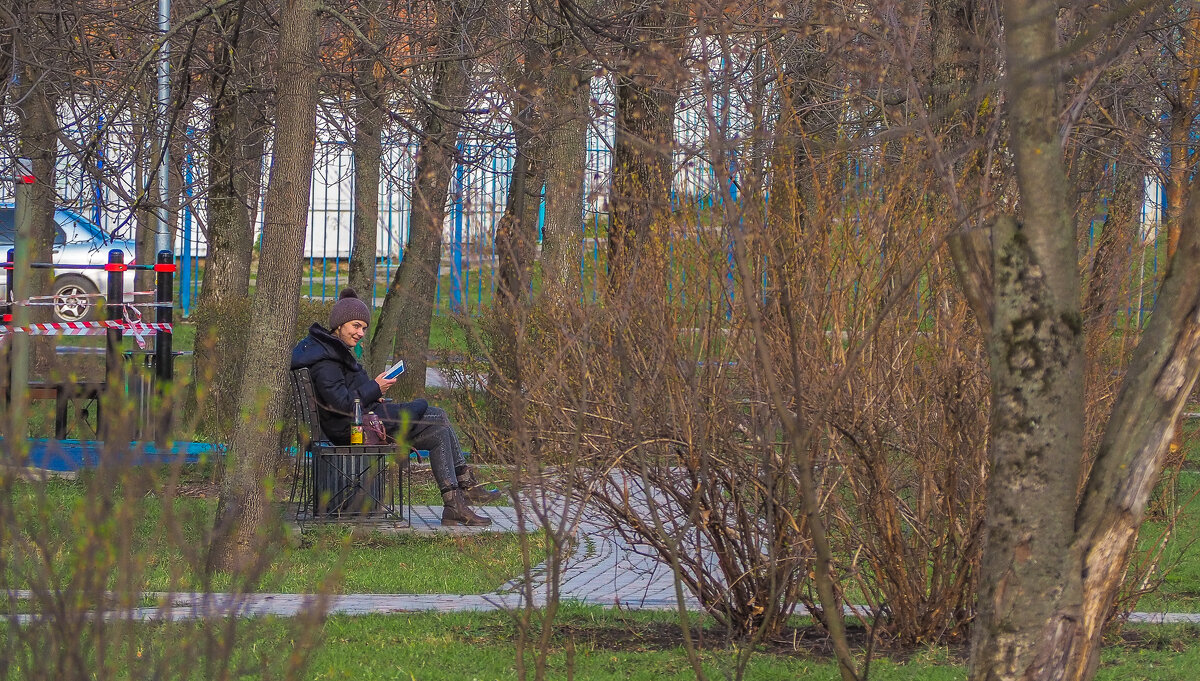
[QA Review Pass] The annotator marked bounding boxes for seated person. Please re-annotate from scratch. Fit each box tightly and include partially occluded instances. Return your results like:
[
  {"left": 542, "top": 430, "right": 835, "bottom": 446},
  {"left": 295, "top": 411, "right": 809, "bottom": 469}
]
[{"left": 291, "top": 288, "right": 500, "bottom": 526}]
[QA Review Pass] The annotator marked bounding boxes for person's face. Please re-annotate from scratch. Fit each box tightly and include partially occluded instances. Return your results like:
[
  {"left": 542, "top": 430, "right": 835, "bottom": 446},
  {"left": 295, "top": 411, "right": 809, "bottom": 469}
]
[{"left": 335, "top": 320, "right": 368, "bottom": 348}]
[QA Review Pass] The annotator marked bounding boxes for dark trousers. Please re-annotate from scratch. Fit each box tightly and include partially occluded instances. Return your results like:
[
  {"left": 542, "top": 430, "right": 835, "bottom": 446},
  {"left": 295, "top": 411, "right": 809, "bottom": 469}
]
[{"left": 376, "top": 403, "right": 465, "bottom": 492}]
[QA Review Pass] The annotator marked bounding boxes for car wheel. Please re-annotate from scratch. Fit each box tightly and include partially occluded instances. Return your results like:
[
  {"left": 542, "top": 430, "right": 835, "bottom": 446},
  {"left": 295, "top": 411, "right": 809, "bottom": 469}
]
[{"left": 52, "top": 275, "right": 101, "bottom": 323}]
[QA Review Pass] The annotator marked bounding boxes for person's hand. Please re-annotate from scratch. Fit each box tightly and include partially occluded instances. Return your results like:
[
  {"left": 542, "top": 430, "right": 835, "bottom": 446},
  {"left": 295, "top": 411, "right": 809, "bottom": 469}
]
[{"left": 375, "top": 371, "right": 398, "bottom": 393}]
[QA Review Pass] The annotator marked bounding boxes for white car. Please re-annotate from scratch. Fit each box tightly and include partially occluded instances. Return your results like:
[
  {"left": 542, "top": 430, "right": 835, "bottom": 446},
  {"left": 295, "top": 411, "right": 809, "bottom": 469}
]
[{"left": 0, "top": 204, "right": 138, "bottom": 322}]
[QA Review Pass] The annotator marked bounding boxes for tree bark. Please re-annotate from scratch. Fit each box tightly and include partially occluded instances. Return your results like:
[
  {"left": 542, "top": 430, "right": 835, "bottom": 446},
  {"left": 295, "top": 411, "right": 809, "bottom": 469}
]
[
  {"left": 491, "top": 28, "right": 547, "bottom": 404},
  {"left": 12, "top": 0, "right": 60, "bottom": 378},
  {"left": 14, "top": 60, "right": 58, "bottom": 327},
  {"left": 1058, "top": 186, "right": 1200, "bottom": 679},
  {"left": 1161, "top": 6, "right": 1199, "bottom": 454},
  {"left": 211, "top": 0, "right": 321, "bottom": 572},
  {"left": 1165, "top": 5, "right": 1200, "bottom": 261},
  {"left": 367, "top": 1, "right": 476, "bottom": 389},
  {"left": 607, "top": 0, "right": 683, "bottom": 296},
  {"left": 194, "top": 0, "right": 261, "bottom": 427},
  {"left": 347, "top": 7, "right": 385, "bottom": 305},
  {"left": 973, "top": 174, "right": 1200, "bottom": 681},
  {"left": 136, "top": 100, "right": 160, "bottom": 294},
  {"left": 964, "top": 2, "right": 1200, "bottom": 679},
  {"left": 765, "top": 36, "right": 826, "bottom": 238},
  {"left": 348, "top": 96, "right": 382, "bottom": 303},
  {"left": 969, "top": 0, "right": 1086, "bottom": 678},
  {"left": 929, "top": 0, "right": 995, "bottom": 333},
  {"left": 537, "top": 11, "right": 590, "bottom": 305}
]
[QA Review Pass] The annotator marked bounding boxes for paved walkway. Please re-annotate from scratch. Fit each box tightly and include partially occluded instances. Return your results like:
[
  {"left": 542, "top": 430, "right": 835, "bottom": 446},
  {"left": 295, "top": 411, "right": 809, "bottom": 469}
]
[
  {"left": 318, "top": 502, "right": 696, "bottom": 606},
  {"left": 9, "top": 499, "right": 1199, "bottom": 624},
  {"left": 10, "top": 496, "right": 705, "bottom": 622}
]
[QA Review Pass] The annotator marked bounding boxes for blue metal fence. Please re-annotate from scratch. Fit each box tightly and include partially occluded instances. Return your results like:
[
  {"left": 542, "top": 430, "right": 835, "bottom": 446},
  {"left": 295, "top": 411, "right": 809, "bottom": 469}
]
[{"left": 0, "top": 81, "right": 1175, "bottom": 326}]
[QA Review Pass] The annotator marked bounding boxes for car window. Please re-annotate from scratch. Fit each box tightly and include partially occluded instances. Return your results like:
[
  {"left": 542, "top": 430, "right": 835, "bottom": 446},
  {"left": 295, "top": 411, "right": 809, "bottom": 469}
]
[
  {"left": 0, "top": 209, "right": 104, "bottom": 251},
  {"left": 0, "top": 208, "right": 13, "bottom": 248},
  {"left": 55, "top": 212, "right": 92, "bottom": 245}
]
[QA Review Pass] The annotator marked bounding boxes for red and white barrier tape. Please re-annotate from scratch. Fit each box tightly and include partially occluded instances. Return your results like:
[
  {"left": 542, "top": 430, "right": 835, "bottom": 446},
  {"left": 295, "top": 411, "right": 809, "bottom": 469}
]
[
  {"left": 0, "top": 320, "right": 172, "bottom": 349},
  {"left": 0, "top": 320, "right": 172, "bottom": 334}
]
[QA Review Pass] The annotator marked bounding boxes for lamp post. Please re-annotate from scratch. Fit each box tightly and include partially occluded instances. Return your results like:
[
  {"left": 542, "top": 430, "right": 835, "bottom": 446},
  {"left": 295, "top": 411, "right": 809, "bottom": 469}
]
[{"left": 156, "top": 0, "right": 171, "bottom": 254}]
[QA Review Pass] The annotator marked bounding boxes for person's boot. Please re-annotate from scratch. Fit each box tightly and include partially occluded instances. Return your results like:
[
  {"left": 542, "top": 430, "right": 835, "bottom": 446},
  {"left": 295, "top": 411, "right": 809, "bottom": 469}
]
[
  {"left": 456, "top": 465, "right": 505, "bottom": 504},
  {"left": 441, "top": 488, "right": 492, "bottom": 526}
]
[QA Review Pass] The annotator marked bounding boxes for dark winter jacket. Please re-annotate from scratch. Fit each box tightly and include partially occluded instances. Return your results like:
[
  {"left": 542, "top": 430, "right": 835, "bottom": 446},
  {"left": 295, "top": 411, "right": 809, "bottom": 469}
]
[{"left": 291, "top": 323, "right": 428, "bottom": 445}]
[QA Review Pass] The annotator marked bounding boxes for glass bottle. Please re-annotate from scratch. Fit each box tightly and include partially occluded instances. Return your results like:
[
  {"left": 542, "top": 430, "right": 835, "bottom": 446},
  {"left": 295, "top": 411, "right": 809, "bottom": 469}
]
[{"left": 350, "top": 398, "right": 364, "bottom": 445}]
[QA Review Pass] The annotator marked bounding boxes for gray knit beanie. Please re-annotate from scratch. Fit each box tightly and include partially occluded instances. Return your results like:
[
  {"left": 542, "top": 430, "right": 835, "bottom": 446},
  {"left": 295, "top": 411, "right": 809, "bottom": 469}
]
[{"left": 329, "top": 288, "right": 370, "bottom": 331}]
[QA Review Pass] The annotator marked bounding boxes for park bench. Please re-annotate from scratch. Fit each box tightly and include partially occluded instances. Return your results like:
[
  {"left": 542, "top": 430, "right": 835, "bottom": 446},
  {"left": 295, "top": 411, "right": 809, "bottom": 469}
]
[
  {"left": 288, "top": 367, "right": 407, "bottom": 524},
  {"left": 1, "top": 378, "right": 104, "bottom": 439}
]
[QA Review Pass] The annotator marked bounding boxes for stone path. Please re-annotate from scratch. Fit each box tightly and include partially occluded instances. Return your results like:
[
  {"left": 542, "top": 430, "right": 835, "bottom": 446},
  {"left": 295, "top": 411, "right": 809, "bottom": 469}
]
[
  {"left": 505, "top": 507, "right": 702, "bottom": 611},
  {"left": 350, "top": 503, "right": 697, "bottom": 607},
  {"left": 9, "top": 499, "right": 1199, "bottom": 624}
]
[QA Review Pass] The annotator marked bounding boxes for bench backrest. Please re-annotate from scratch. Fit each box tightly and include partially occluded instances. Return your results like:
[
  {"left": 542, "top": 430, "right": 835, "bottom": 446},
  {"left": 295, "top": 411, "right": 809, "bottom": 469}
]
[{"left": 291, "top": 367, "right": 329, "bottom": 446}]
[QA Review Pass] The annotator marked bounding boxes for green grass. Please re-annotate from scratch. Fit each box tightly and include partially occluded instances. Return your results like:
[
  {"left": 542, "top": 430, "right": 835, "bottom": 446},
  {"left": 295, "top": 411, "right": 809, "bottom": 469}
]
[
  {"left": 302, "top": 610, "right": 959, "bottom": 681},
  {"left": 429, "top": 313, "right": 471, "bottom": 355},
  {"left": 0, "top": 607, "right": 967, "bottom": 680},
  {"left": 6, "top": 476, "right": 543, "bottom": 596},
  {"left": 1096, "top": 624, "right": 1200, "bottom": 680},
  {"left": 15, "top": 605, "right": 1200, "bottom": 681},
  {"left": 9, "top": 606, "right": 1200, "bottom": 680},
  {"left": 1119, "top": 465, "right": 1200, "bottom": 613},
  {"left": 257, "top": 528, "right": 542, "bottom": 595}
]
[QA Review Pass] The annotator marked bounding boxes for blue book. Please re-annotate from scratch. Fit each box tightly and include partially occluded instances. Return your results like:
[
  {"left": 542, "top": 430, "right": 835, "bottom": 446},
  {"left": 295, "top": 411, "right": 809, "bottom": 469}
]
[{"left": 383, "top": 359, "right": 406, "bottom": 380}]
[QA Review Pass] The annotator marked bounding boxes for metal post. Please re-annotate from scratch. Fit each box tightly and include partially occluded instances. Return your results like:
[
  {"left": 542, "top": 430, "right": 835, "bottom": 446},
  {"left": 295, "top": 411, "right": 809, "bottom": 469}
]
[
  {"left": 451, "top": 154, "right": 464, "bottom": 313},
  {"left": 3, "top": 248, "right": 12, "bottom": 319},
  {"left": 153, "top": 250, "right": 174, "bottom": 444},
  {"left": 154, "top": 250, "right": 173, "bottom": 382},
  {"left": 1, "top": 248, "right": 11, "bottom": 430},
  {"left": 155, "top": 0, "right": 171, "bottom": 254},
  {"left": 181, "top": 134, "right": 194, "bottom": 316},
  {"left": 94, "top": 115, "right": 105, "bottom": 227},
  {"left": 10, "top": 161, "right": 35, "bottom": 449},
  {"left": 103, "top": 249, "right": 125, "bottom": 442}
]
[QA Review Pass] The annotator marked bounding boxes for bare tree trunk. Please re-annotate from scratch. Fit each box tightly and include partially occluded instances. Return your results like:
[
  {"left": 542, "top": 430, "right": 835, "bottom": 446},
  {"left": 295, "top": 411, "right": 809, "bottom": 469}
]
[
  {"left": 211, "top": 0, "right": 321, "bottom": 572},
  {"left": 1166, "top": 5, "right": 1200, "bottom": 260},
  {"left": 953, "top": 3, "right": 1200, "bottom": 679},
  {"left": 765, "top": 15, "right": 839, "bottom": 339},
  {"left": 1085, "top": 159, "right": 1140, "bottom": 319},
  {"left": 244, "top": 96, "right": 268, "bottom": 231},
  {"left": 17, "top": 90, "right": 57, "bottom": 321},
  {"left": 368, "top": 86, "right": 463, "bottom": 386},
  {"left": 765, "top": 35, "right": 827, "bottom": 238},
  {"left": 13, "top": 1, "right": 60, "bottom": 376},
  {"left": 347, "top": 10, "right": 385, "bottom": 304},
  {"left": 929, "top": 0, "right": 980, "bottom": 122},
  {"left": 538, "top": 23, "right": 589, "bottom": 304},
  {"left": 498, "top": 105, "right": 545, "bottom": 311},
  {"left": 491, "top": 29, "right": 547, "bottom": 406},
  {"left": 1161, "top": 6, "right": 1199, "bottom": 454},
  {"left": 607, "top": 0, "right": 683, "bottom": 296},
  {"left": 1056, "top": 185, "right": 1200, "bottom": 679},
  {"left": 348, "top": 96, "right": 382, "bottom": 302},
  {"left": 929, "top": 0, "right": 996, "bottom": 334},
  {"left": 969, "top": 1, "right": 1086, "bottom": 678},
  {"left": 136, "top": 105, "right": 160, "bottom": 293},
  {"left": 194, "top": 0, "right": 261, "bottom": 427},
  {"left": 367, "top": 0, "right": 478, "bottom": 388},
  {"left": 973, "top": 177, "right": 1200, "bottom": 681}
]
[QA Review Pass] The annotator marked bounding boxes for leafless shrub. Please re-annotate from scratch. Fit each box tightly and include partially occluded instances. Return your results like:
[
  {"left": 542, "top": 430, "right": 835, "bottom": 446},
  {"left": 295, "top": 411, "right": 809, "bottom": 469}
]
[
  {"left": 0, "top": 384, "right": 325, "bottom": 680},
  {"left": 822, "top": 267, "right": 988, "bottom": 646}
]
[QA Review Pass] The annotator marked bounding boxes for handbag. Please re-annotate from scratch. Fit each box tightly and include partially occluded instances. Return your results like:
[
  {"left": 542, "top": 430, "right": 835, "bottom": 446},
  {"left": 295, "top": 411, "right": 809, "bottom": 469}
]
[{"left": 363, "top": 411, "right": 389, "bottom": 445}]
